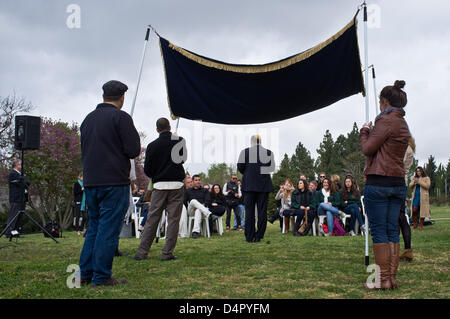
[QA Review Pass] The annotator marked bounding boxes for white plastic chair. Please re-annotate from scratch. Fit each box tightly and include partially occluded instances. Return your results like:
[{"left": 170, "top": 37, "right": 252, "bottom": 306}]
[
  {"left": 187, "top": 214, "right": 211, "bottom": 238},
  {"left": 156, "top": 210, "right": 168, "bottom": 240},
  {"left": 211, "top": 215, "right": 224, "bottom": 236},
  {"left": 131, "top": 197, "right": 142, "bottom": 238}
]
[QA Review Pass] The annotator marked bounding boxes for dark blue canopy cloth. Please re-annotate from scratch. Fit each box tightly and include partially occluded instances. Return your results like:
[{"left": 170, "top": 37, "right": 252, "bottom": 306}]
[{"left": 159, "top": 16, "right": 365, "bottom": 125}]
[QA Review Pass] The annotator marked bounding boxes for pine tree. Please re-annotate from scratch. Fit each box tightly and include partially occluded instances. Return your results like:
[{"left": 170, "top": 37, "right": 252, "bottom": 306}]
[
  {"left": 424, "top": 155, "right": 437, "bottom": 194},
  {"left": 315, "top": 130, "right": 342, "bottom": 177},
  {"left": 290, "top": 141, "right": 315, "bottom": 182}
]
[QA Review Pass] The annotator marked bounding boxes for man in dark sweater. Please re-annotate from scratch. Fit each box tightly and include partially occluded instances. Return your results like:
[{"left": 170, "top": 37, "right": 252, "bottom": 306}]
[
  {"left": 78, "top": 80, "right": 141, "bottom": 287},
  {"left": 185, "top": 175, "right": 212, "bottom": 238},
  {"left": 133, "top": 117, "right": 187, "bottom": 260}
]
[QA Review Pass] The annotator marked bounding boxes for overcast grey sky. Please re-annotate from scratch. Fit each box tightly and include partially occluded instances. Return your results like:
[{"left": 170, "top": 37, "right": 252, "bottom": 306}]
[{"left": 1, "top": 0, "right": 449, "bottom": 175}]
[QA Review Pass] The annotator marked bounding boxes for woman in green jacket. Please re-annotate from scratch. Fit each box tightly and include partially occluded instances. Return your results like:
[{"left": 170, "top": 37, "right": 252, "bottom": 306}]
[
  {"left": 341, "top": 176, "right": 365, "bottom": 236},
  {"left": 312, "top": 178, "right": 343, "bottom": 236}
]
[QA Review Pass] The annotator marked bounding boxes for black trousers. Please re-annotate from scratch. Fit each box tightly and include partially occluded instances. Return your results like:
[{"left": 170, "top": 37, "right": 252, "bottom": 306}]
[
  {"left": 5, "top": 202, "right": 25, "bottom": 236},
  {"left": 399, "top": 201, "right": 411, "bottom": 249},
  {"left": 74, "top": 203, "right": 88, "bottom": 232},
  {"left": 292, "top": 210, "right": 315, "bottom": 230},
  {"left": 209, "top": 205, "right": 226, "bottom": 232},
  {"left": 243, "top": 191, "right": 269, "bottom": 242}
]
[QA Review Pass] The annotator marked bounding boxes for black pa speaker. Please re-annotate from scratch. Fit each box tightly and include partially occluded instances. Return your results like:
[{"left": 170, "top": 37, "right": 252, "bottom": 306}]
[{"left": 14, "top": 115, "right": 41, "bottom": 150}]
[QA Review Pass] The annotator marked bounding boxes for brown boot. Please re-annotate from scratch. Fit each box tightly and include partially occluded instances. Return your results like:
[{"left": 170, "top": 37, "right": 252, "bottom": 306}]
[
  {"left": 419, "top": 218, "right": 424, "bottom": 230},
  {"left": 399, "top": 249, "right": 413, "bottom": 262},
  {"left": 389, "top": 242, "right": 400, "bottom": 289},
  {"left": 365, "top": 243, "right": 392, "bottom": 290},
  {"left": 283, "top": 217, "right": 290, "bottom": 234},
  {"left": 412, "top": 215, "right": 418, "bottom": 229}
]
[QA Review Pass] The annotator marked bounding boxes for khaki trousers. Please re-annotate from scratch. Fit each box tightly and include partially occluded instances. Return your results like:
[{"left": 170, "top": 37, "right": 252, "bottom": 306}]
[{"left": 136, "top": 187, "right": 184, "bottom": 259}]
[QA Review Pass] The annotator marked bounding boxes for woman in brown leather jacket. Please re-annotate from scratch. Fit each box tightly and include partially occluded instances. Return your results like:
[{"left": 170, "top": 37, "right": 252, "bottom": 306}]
[{"left": 360, "top": 80, "right": 411, "bottom": 290}]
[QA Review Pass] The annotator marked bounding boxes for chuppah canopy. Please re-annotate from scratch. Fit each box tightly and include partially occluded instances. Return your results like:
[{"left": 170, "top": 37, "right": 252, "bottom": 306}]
[{"left": 159, "top": 16, "right": 365, "bottom": 125}]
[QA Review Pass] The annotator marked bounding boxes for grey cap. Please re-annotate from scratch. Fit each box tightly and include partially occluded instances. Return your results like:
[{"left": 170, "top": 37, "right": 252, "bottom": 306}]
[{"left": 102, "top": 80, "right": 128, "bottom": 97}]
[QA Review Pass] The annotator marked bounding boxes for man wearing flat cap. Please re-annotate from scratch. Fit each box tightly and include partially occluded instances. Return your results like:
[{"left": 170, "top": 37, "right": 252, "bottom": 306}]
[
  {"left": 237, "top": 135, "right": 275, "bottom": 243},
  {"left": 78, "top": 80, "right": 141, "bottom": 287}
]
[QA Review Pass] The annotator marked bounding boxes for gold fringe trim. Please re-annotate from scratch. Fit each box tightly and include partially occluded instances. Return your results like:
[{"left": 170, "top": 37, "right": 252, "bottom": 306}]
[
  {"left": 353, "top": 18, "right": 366, "bottom": 97},
  {"left": 159, "top": 40, "right": 179, "bottom": 120},
  {"left": 168, "top": 18, "right": 356, "bottom": 74}
]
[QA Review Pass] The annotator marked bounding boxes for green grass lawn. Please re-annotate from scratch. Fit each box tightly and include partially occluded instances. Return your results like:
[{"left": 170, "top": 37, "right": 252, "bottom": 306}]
[{"left": 0, "top": 206, "right": 449, "bottom": 299}]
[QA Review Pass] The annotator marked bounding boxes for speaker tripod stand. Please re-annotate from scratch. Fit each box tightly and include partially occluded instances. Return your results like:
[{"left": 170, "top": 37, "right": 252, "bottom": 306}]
[{"left": 0, "top": 206, "right": 59, "bottom": 243}]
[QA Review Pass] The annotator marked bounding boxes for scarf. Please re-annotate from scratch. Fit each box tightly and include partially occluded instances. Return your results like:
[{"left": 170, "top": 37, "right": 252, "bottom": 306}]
[
  {"left": 375, "top": 106, "right": 405, "bottom": 123},
  {"left": 78, "top": 179, "right": 86, "bottom": 211},
  {"left": 321, "top": 188, "right": 330, "bottom": 203}
]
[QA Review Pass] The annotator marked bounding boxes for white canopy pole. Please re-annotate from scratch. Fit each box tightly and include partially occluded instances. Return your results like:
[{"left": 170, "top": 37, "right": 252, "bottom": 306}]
[
  {"left": 363, "top": 2, "right": 370, "bottom": 123},
  {"left": 371, "top": 65, "right": 379, "bottom": 116},
  {"left": 129, "top": 26, "right": 151, "bottom": 186},
  {"left": 130, "top": 25, "right": 151, "bottom": 118},
  {"left": 362, "top": 1, "right": 370, "bottom": 266}
]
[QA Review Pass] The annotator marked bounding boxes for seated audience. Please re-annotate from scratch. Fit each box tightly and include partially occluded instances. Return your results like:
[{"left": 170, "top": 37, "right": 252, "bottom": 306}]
[
  {"left": 275, "top": 178, "right": 294, "bottom": 233},
  {"left": 289, "top": 179, "right": 314, "bottom": 236},
  {"left": 207, "top": 184, "right": 227, "bottom": 233},
  {"left": 341, "top": 176, "right": 365, "bottom": 236},
  {"left": 312, "top": 177, "right": 344, "bottom": 236},
  {"left": 185, "top": 174, "right": 212, "bottom": 238}
]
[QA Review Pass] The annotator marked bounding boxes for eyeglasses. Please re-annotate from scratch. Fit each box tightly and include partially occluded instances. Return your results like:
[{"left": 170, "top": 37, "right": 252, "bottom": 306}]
[
  {"left": 232, "top": 177, "right": 237, "bottom": 180},
  {"left": 319, "top": 175, "right": 326, "bottom": 178}
]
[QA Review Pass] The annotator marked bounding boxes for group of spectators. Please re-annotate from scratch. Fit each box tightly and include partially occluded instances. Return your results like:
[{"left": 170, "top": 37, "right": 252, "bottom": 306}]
[
  {"left": 269, "top": 172, "right": 365, "bottom": 237},
  {"left": 132, "top": 173, "right": 246, "bottom": 240}
]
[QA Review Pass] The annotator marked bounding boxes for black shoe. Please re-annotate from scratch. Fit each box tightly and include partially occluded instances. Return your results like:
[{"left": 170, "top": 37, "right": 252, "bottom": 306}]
[
  {"left": 161, "top": 255, "right": 178, "bottom": 261},
  {"left": 91, "top": 277, "right": 128, "bottom": 287},
  {"left": 131, "top": 255, "right": 147, "bottom": 261},
  {"left": 80, "top": 278, "right": 92, "bottom": 286},
  {"left": 192, "top": 232, "right": 199, "bottom": 239},
  {"left": 115, "top": 250, "right": 128, "bottom": 257}
]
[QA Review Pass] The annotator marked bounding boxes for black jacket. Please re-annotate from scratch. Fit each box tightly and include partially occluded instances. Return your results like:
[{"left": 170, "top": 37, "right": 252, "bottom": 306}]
[
  {"left": 8, "top": 169, "right": 30, "bottom": 203},
  {"left": 185, "top": 187, "right": 210, "bottom": 205},
  {"left": 73, "top": 181, "right": 83, "bottom": 203},
  {"left": 80, "top": 103, "right": 141, "bottom": 187},
  {"left": 144, "top": 131, "right": 186, "bottom": 183},
  {"left": 291, "top": 189, "right": 313, "bottom": 210},
  {"left": 208, "top": 192, "right": 226, "bottom": 209},
  {"left": 237, "top": 145, "right": 274, "bottom": 193}
]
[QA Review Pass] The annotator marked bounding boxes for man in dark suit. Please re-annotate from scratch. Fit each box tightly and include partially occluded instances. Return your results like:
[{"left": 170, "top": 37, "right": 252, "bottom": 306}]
[
  {"left": 5, "top": 159, "right": 30, "bottom": 238},
  {"left": 237, "top": 135, "right": 275, "bottom": 242}
]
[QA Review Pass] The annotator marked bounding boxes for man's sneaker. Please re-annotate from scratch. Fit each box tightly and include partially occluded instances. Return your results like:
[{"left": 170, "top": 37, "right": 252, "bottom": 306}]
[
  {"left": 360, "top": 225, "right": 366, "bottom": 235},
  {"left": 192, "top": 232, "right": 199, "bottom": 239},
  {"left": 91, "top": 277, "right": 128, "bottom": 287},
  {"left": 349, "top": 230, "right": 356, "bottom": 236},
  {"left": 226, "top": 226, "right": 230, "bottom": 232},
  {"left": 319, "top": 226, "right": 325, "bottom": 236},
  {"left": 323, "top": 233, "right": 329, "bottom": 237},
  {"left": 11, "top": 230, "right": 20, "bottom": 237}
]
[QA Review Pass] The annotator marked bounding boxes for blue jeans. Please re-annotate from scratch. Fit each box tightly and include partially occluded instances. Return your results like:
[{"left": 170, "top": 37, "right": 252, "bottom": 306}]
[
  {"left": 363, "top": 185, "right": 406, "bottom": 244},
  {"left": 79, "top": 185, "right": 130, "bottom": 285},
  {"left": 233, "top": 204, "right": 245, "bottom": 229},
  {"left": 318, "top": 202, "right": 340, "bottom": 234},
  {"left": 343, "top": 203, "right": 363, "bottom": 232}
]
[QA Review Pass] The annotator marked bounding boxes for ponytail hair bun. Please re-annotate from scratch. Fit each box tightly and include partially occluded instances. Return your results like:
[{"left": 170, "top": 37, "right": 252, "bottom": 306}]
[
  {"left": 380, "top": 80, "right": 407, "bottom": 108},
  {"left": 394, "top": 80, "right": 406, "bottom": 90}
]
